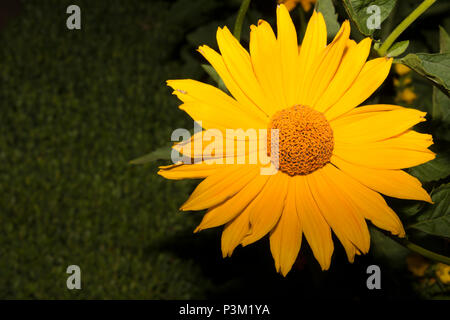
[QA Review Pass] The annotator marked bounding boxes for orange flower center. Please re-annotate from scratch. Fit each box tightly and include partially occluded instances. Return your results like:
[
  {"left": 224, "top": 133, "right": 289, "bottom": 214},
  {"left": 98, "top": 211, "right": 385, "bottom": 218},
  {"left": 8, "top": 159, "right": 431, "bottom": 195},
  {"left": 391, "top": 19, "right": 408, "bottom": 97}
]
[{"left": 268, "top": 105, "right": 334, "bottom": 176}]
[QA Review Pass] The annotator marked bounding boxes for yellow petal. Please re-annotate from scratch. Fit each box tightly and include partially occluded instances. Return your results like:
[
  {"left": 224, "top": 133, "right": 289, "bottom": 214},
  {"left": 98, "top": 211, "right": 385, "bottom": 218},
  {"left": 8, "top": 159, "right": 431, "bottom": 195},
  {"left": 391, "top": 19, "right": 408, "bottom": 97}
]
[
  {"left": 270, "top": 177, "right": 302, "bottom": 276},
  {"left": 216, "top": 26, "right": 274, "bottom": 116},
  {"left": 167, "top": 79, "right": 267, "bottom": 130},
  {"left": 197, "top": 45, "right": 268, "bottom": 122},
  {"left": 173, "top": 130, "right": 259, "bottom": 163},
  {"left": 294, "top": 175, "right": 334, "bottom": 270},
  {"left": 325, "top": 161, "right": 406, "bottom": 237},
  {"left": 325, "top": 57, "right": 393, "bottom": 121},
  {"left": 303, "top": 20, "right": 351, "bottom": 107},
  {"left": 296, "top": 11, "right": 327, "bottom": 104},
  {"left": 250, "top": 21, "right": 285, "bottom": 112},
  {"left": 277, "top": 4, "right": 299, "bottom": 107},
  {"left": 158, "top": 163, "right": 223, "bottom": 180},
  {"left": 179, "top": 101, "right": 264, "bottom": 131},
  {"left": 333, "top": 134, "right": 435, "bottom": 169},
  {"left": 181, "top": 165, "right": 259, "bottom": 211},
  {"left": 386, "top": 130, "right": 434, "bottom": 150},
  {"left": 241, "top": 171, "right": 290, "bottom": 246},
  {"left": 307, "top": 164, "right": 371, "bottom": 256},
  {"left": 332, "top": 108, "right": 427, "bottom": 143},
  {"left": 344, "top": 39, "right": 357, "bottom": 52},
  {"left": 195, "top": 173, "right": 270, "bottom": 231},
  {"left": 330, "top": 104, "right": 404, "bottom": 125},
  {"left": 331, "top": 155, "right": 432, "bottom": 203},
  {"left": 221, "top": 208, "right": 251, "bottom": 258},
  {"left": 339, "top": 236, "right": 359, "bottom": 263},
  {"left": 314, "top": 37, "right": 372, "bottom": 112}
]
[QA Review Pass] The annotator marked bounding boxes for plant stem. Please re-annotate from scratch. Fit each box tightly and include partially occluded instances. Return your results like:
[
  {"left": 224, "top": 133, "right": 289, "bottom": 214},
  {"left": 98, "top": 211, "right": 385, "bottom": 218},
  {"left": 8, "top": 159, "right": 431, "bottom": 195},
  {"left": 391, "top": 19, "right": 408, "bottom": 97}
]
[
  {"left": 394, "top": 237, "right": 450, "bottom": 265},
  {"left": 377, "top": 0, "right": 437, "bottom": 56},
  {"left": 233, "top": 0, "right": 252, "bottom": 42}
]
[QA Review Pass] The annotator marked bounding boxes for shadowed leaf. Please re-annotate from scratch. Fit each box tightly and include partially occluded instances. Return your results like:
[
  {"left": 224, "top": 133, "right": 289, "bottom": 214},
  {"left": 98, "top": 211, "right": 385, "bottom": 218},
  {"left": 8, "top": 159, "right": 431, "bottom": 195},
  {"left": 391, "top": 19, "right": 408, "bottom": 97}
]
[
  {"left": 408, "top": 183, "right": 450, "bottom": 238},
  {"left": 400, "top": 53, "right": 450, "bottom": 97},
  {"left": 129, "top": 146, "right": 172, "bottom": 164},
  {"left": 409, "top": 152, "right": 450, "bottom": 183}
]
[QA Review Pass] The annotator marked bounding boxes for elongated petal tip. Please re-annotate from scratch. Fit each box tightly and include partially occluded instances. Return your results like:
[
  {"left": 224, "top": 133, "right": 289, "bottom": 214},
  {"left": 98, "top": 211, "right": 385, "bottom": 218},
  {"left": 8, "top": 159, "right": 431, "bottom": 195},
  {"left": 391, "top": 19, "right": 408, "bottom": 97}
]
[
  {"left": 197, "top": 44, "right": 209, "bottom": 54},
  {"left": 240, "top": 234, "right": 258, "bottom": 247},
  {"left": 426, "top": 197, "right": 434, "bottom": 204},
  {"left": 157, "top": 169, "right": 172, "bottom": 179},
  {"left": 321, "top": 264, "right": 330, "bottom": 271},
  {"left": 360, "top": 37, "right": 372, "bottom": 47}
]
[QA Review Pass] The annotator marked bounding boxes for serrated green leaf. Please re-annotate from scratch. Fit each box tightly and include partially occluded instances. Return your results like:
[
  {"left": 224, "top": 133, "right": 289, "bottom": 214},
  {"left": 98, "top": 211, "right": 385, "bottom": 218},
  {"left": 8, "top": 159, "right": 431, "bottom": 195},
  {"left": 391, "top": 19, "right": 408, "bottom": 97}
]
[
  {"left": 342, "top": 0, "right": 397, "bottom": 37},
  {"left": 387, "top": 40, "right": 409, "bottom": 57},
  {"left": 317, "top": 0, "right": 340, "bottom": 40},
  {"left": 408, "top": 183, "right": 450, "bottom": 238},
  {"left": 400, "top": 53, "right": 450, "bottom": 97},
  {"left": 408, "top": 152, "right": 450, "bottom": 183},
  {"left": 129, "top": 146, "right": 172, "bottom": 165}
]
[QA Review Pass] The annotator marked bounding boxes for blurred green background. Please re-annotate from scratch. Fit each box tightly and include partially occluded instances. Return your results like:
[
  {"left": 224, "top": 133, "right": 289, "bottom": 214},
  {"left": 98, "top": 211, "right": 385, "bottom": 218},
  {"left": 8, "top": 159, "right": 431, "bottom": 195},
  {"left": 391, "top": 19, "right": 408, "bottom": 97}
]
[{"left": 0, "top": 0, "right": 448, "bottom": 299}]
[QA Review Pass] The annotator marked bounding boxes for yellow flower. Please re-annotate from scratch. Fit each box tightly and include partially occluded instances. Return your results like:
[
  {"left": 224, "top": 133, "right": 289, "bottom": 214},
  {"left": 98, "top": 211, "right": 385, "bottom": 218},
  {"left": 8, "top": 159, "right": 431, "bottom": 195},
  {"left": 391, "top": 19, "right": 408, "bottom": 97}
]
[
  {"left": 436, "top": 263, "right": 450, "bottom": 284},
  {"left": 406, "top": 254, "right": 430, "bottom": 277},
  {"left": 278, "top": 0, "right": 316, "bottom": 12},
  {"left": 397, "top": 87, "right": 417, "bottom": 104},
  {"left": 160, "top": 5, "right": 434, "bottom": 276},
  {"left": 394, "top": 63, "right": 411, "bottom": 76},
  {"left": 394, "top": 77, "right": 412, "bottom": 87}
]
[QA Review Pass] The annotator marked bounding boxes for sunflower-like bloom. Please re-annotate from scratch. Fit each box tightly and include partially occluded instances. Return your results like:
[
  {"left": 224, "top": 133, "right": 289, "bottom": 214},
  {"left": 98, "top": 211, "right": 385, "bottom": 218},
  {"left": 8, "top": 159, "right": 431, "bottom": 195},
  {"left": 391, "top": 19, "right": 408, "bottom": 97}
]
[{"left": 159, "top": 5, "right": 434, "bottom": 275}]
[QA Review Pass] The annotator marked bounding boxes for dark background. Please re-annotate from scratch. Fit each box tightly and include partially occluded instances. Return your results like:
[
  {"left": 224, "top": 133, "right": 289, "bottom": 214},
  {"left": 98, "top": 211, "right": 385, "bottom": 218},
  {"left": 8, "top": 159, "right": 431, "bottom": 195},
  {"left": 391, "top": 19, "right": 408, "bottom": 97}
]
[{"left": 0, "top": 0, "right": 448, "bottom": 299}]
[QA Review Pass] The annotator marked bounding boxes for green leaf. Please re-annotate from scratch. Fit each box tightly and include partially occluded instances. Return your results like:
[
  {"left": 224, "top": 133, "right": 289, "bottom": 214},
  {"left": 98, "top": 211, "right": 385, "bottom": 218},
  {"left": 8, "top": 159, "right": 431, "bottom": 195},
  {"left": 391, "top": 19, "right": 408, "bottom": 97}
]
[
  {"left": 129, "top": 146, "right": 172, "bottom": 165},
  {"left": 399, "top": 201, "right": 426, "bottom": 220},
  {"left": 438, "top": 26, "right": 450, "bottom": 53},
  {"left": 201, "top": 64, "right": 228, "bottom": 92},
  {"left": 369, "top": 227, "right": 409, "bottom": 269},
  {"left": 408, "top": 152, "right": 450, "bottom": 183},
  {"left": 408, "top": 183, "right": 450, "bottom": 238},
  {"left": 400, "top": 53, "right": 450, "bottom": 97},
  {"left": 317, "top": 0, "right": 340, "bottom": 40},
  {"left": 387, "top": 40, "right": 409, "bottom": 57},
  {"left": 431, "top": 26, "right": 450, "bottom": 123},
  {"left": 201, "top": 64, "right": 221, "bottom": 84},
  {"left": 432, "top": 86, "right": 450, "bottom": 122},
  {"left": 342, "top": 0, "right": 397, "bottom": 37}
]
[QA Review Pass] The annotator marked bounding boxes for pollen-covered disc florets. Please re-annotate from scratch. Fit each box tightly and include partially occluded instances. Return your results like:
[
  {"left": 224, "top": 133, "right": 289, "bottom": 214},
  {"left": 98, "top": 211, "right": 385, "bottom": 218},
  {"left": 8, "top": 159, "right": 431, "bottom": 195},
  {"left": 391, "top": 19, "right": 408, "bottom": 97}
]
[{"left": 268, "top": 105, "right": 334, "bottom": 176}]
